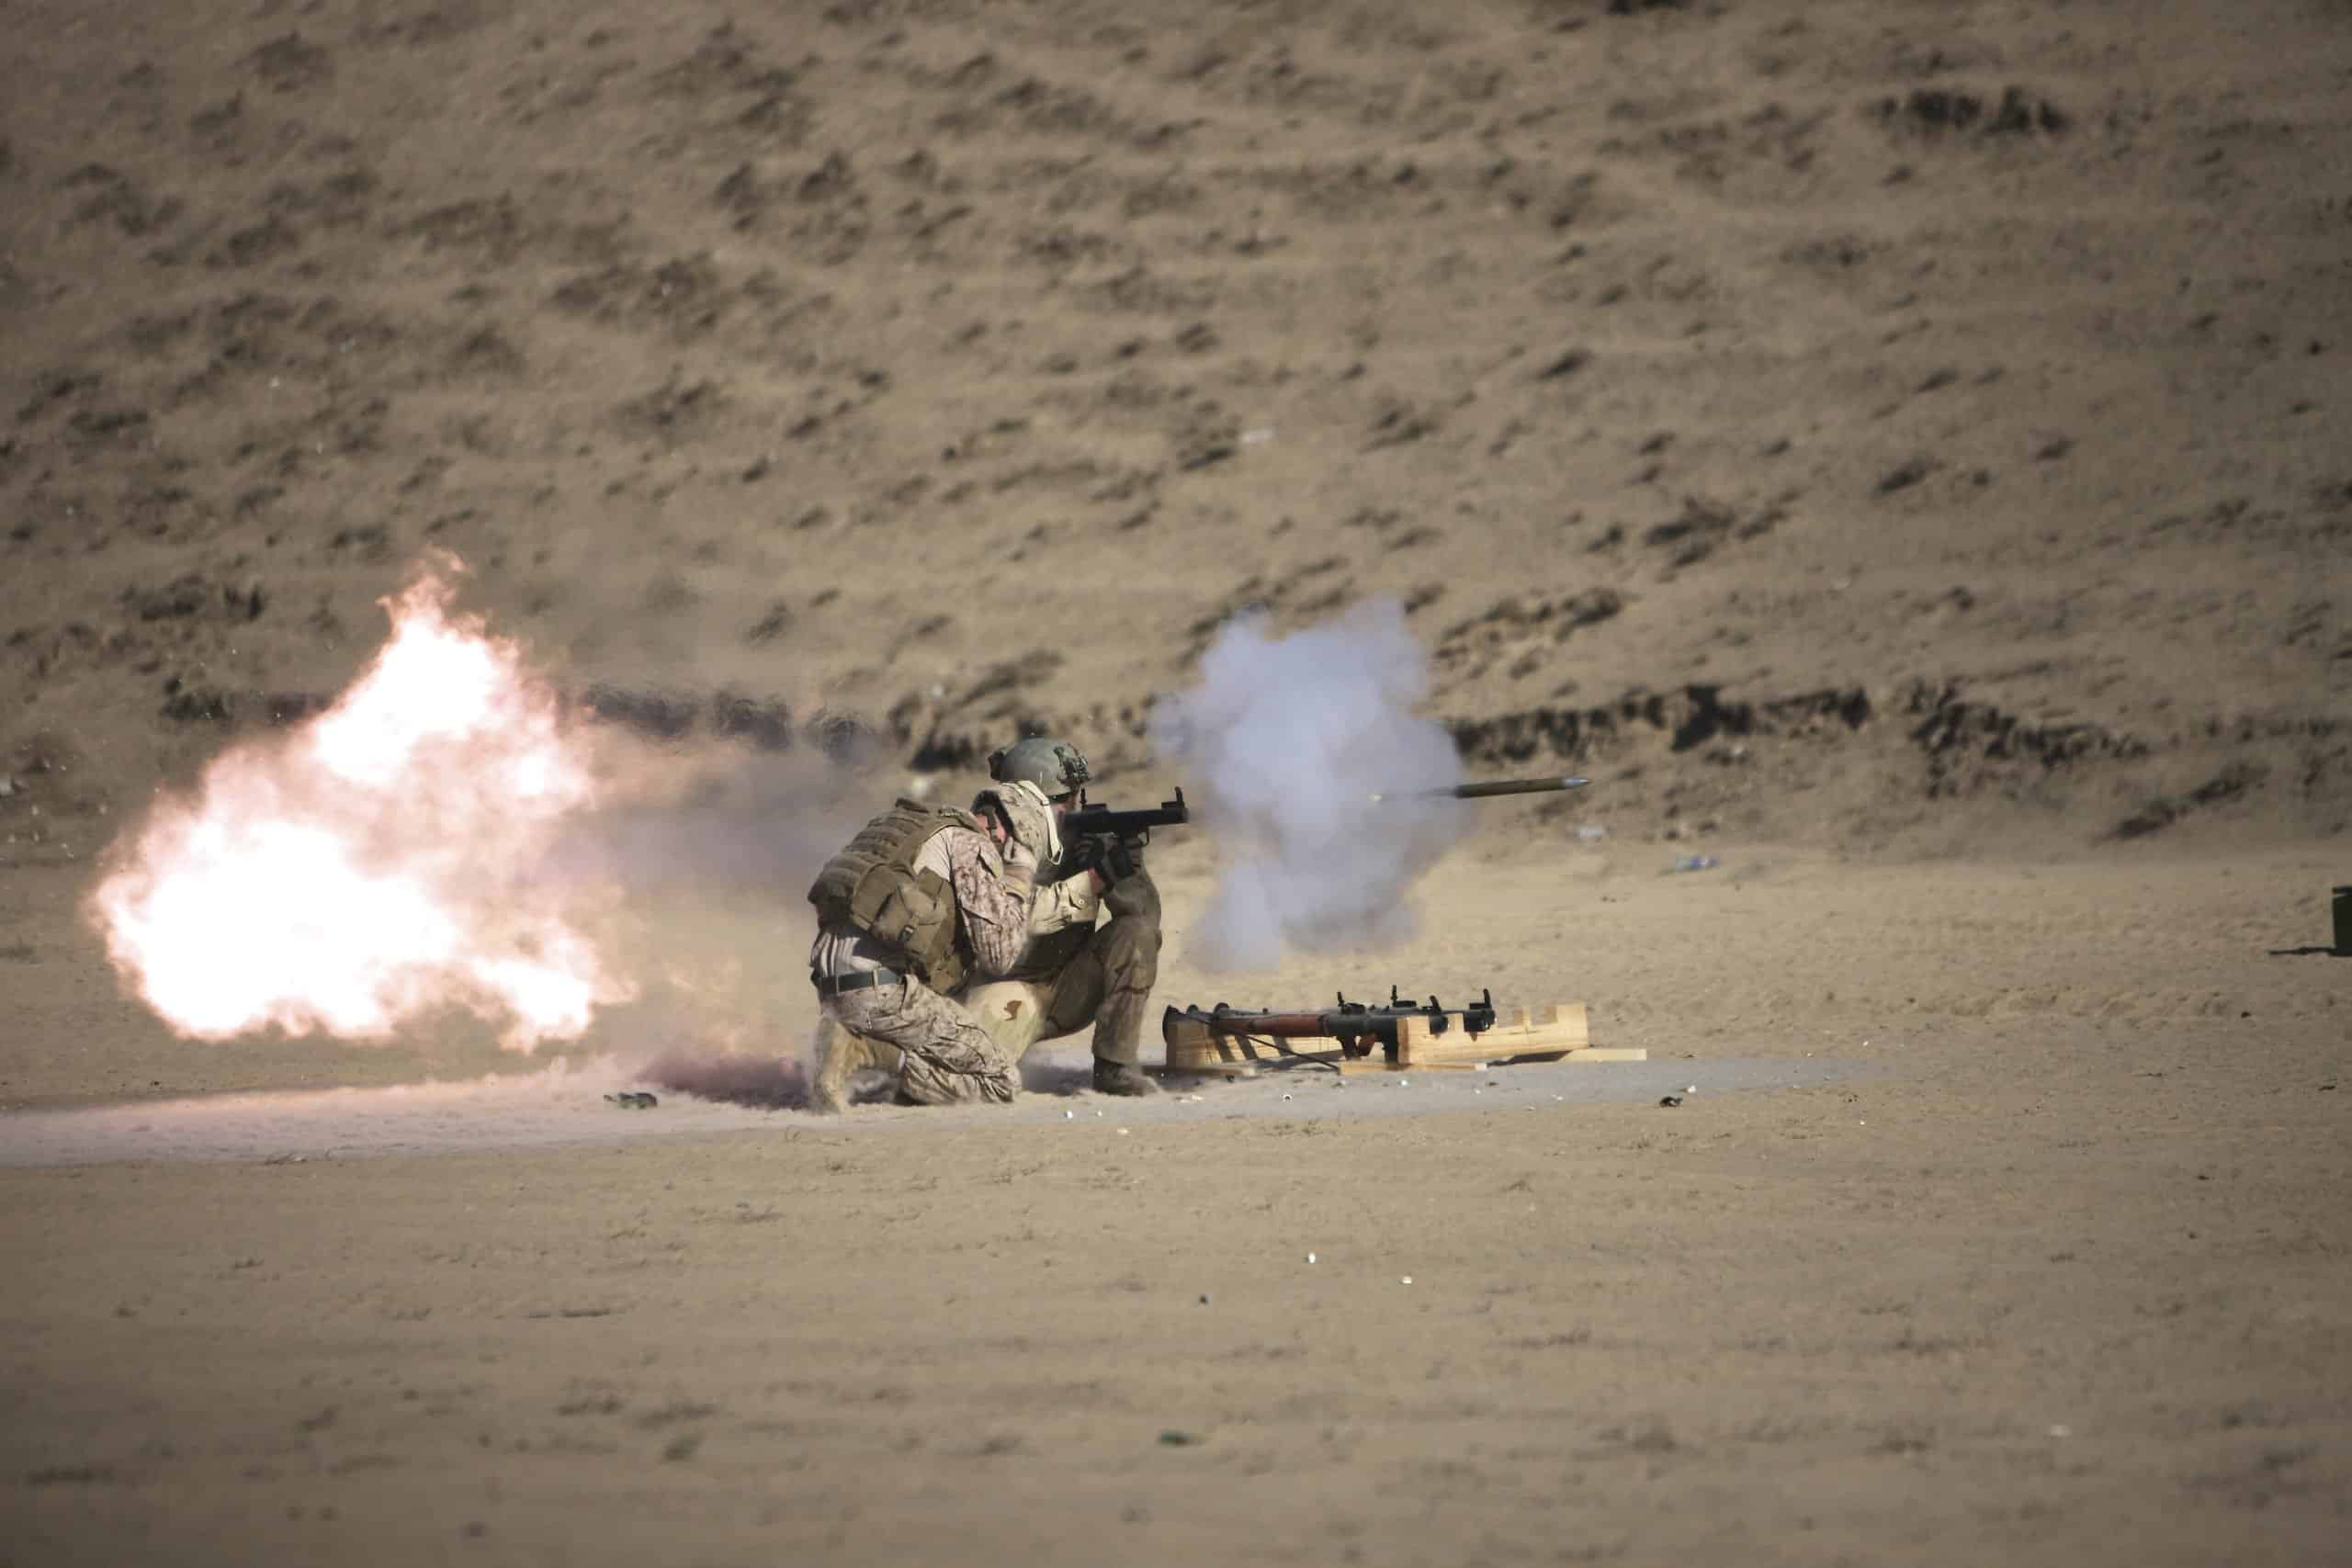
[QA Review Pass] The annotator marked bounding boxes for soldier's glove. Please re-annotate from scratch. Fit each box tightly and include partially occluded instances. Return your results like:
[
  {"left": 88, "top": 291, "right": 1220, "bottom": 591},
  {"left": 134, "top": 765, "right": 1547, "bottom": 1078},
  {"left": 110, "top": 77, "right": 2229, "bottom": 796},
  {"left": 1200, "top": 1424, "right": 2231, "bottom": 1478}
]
[
  {"left": 1058, "top": 831, "right": 1105, "bottom": 884},
  {"left": 1106, "top": 832, "right": 1147, "bottom": 885},
  {"left": 1063, "top": 831, "right": 1146, "bottom": 886}
]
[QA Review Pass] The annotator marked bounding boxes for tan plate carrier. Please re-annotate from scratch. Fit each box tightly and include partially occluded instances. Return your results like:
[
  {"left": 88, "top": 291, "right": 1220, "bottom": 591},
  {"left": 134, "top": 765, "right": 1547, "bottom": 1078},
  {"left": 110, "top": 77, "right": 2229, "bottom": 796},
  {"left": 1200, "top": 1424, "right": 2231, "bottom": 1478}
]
[{"left": 1161, "top": 1002, "right": 1645, "bottom": 1075}]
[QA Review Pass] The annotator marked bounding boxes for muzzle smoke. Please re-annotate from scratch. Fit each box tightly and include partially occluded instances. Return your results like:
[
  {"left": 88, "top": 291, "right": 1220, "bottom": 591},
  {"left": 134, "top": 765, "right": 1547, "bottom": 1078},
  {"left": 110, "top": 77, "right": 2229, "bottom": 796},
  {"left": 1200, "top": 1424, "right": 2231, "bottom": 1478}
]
[{"left": 1149, "top": 601, "right": 1468, "bottom": 971}]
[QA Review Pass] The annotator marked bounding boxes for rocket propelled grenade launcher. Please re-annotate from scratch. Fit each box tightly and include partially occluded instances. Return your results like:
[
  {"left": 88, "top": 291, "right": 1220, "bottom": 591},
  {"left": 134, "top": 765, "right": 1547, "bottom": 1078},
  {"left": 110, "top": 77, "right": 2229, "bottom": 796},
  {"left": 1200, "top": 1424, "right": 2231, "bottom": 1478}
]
[
  {"left": 1060, "top": 786, "right": 1188, "bottom": 841},
  {"left": 1151, "top": 777, "right": 1634, "bottom": 1075},
  {"left": 1160, "top": 985, "right": 1630, "bottom": 1072},
  {"left": 1366, "top": 775, "right": 1588, "bottom": 804},
  {"left": 1166, "top": 987, "right": 1499, "bottom": 1063}
]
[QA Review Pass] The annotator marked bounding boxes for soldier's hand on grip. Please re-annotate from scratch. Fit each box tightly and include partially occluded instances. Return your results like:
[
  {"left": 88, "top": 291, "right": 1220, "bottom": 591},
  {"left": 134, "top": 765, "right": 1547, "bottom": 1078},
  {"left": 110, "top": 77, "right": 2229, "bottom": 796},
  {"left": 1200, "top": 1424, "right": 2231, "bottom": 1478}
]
[
  {"left": 1063, "top": 830, "right": 1145, "bottom": 886},
  {"left": 1058, "top": 831, "right": 1104, "bottom": 884},
  {"left": 1105, "top": 832, "right": 1146, "bottom": 884}
]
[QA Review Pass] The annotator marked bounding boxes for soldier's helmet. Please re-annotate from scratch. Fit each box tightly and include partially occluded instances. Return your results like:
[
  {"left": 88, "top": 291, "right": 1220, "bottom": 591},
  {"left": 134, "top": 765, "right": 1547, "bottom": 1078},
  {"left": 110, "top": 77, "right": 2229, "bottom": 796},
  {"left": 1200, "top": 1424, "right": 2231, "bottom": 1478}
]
[{"left": 988, "top": 736, "right": 1090, "bottom": 802}]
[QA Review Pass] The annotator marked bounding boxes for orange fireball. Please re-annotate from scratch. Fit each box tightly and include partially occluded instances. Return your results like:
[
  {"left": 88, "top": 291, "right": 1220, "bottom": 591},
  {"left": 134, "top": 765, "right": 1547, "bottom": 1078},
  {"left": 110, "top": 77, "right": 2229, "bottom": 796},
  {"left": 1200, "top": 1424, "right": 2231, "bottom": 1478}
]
[{"left": 86, "top": 558, "right": 635, "bottom": 1049}]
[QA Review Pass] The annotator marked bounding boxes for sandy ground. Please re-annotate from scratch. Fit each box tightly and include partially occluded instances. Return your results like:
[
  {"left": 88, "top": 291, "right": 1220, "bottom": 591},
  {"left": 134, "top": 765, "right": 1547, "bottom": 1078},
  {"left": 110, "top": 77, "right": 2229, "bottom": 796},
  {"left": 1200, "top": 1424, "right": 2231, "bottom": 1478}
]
[
  {"left": 4, "top": 848, "right": 2348, "bottom": 1565},
  {"left": 4, "top": 0, "right": 2351, "bottom": 1562}
]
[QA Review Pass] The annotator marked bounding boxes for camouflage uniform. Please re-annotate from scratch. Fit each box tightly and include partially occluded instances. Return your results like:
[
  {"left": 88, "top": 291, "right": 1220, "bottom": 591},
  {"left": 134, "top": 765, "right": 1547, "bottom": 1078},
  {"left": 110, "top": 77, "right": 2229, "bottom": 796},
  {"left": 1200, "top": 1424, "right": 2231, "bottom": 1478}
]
[
  {"left": 921, "top": 865, "right": 1162, "bottom": 1102},
  {"left": 809, "top": 825, "right": 1165, "bottom": 1108},
  {"left": 808, "top": 739, "right": 1162, "bottom": 1109},
  {"left": 808, "top": 816, "right": 1035, "bottom": 1107}
]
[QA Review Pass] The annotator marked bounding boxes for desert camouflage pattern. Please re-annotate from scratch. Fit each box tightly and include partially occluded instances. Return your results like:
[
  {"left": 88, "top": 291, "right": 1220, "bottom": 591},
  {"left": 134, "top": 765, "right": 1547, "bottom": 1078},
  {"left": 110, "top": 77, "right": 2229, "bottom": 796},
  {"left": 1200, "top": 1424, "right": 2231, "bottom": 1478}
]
[
  {"left": 936, "top": 820, "right": 1035, "bottom": 974},
  {"left": 821, "top": 976, "right": 1019, "bottom": 1107},
  {"left": 808, "top": 812, "right": 1042, "bottom": 1111},
  {"left": 972, "top": 779, "right": 1058, "bottom": 864},
  {"left": 807, "top": 819, "right": 1033, "bottom": 984},
  {"left": 811, "top": 865, "right": 1162, "bottom": 1111}
]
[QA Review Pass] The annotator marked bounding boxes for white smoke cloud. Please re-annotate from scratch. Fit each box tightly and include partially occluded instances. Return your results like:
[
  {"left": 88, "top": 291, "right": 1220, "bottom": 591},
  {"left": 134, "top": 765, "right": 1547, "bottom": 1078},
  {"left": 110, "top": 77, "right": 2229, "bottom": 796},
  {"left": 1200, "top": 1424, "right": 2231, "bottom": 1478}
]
[
  {"left": 538, "top": 746, "right": 874, "bottom": 904},
  {"left": 1149, "top": 601, "right": 1469, "bottom": 971}
]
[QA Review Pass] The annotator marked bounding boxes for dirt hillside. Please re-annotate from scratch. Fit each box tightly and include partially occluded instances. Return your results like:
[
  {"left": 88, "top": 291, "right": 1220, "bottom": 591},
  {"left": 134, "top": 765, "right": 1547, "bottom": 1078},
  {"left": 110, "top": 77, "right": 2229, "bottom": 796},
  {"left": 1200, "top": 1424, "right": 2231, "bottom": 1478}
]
[{"left": 4, "top": 0, "right": 2346, "bottom": 861}]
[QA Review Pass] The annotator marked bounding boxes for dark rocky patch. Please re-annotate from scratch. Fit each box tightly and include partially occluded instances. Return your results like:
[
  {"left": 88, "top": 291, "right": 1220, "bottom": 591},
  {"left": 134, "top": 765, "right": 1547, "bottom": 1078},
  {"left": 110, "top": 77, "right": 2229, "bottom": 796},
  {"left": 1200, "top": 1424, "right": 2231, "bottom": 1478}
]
[
  {"left": 2112, "top": 760, "right": 2270, "bottom": 840},
  {"left": 1875, "top": 457, "right": 1939, "bottom": 496},
  {"left": 126, "top": 575, "right": 264, "bottom": 622},
  {"left": 62, "top": 164, "right": 182, "bottom": 237},
  {"left": 159, "top": 679, "right": 326, "bottom": 726},
  {"left": 1436, "top": 590, "right": 1628, "bottom": 680},
  {"left": 1906, "top": 682, "right": 2149, "bottom": 798},
  {"left": 1874, "top": 85, "right": 2070, "bottom": 139},
  {"left": 1642, "top": 492, "right": 1793, "bottom": 569},
  {"left": 613, "top": 376, "right": 727, "bottom": 445},
  {"left": 246, "top": 33, "right": 334, "bottom": 94},
  {"left": 1449, "top": 685, "right": 1874, "bottom": 767}
]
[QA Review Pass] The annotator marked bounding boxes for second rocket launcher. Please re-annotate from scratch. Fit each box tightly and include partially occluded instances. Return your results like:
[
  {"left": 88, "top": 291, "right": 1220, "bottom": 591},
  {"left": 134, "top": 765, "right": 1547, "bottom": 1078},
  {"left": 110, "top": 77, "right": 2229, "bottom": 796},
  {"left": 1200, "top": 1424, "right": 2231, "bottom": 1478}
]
[{"left": 1365, "top": 775, "right": 1589, "bottom": 804}]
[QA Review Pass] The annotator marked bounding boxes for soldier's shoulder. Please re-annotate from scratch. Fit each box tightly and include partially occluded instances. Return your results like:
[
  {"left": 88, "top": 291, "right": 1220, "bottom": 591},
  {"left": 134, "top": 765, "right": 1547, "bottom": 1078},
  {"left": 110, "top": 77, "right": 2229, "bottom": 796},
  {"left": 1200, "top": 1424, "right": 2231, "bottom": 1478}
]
[
  {"left": 888, "top": 795, "right": 978, "bottom": 823},
  {"left": 938, "top": 818, "right": 998, "bottom": 859},
  {"left": 871, "top": 799, "right": 986, "bottom": 848}
]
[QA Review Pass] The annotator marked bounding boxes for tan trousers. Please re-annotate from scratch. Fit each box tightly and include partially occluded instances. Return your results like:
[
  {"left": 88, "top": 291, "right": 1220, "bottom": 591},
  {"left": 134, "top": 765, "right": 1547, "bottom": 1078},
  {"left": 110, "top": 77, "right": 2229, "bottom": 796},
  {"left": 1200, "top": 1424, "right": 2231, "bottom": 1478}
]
[{"left": 819, "top": 978, "right": 1019, "bottom": 1107}]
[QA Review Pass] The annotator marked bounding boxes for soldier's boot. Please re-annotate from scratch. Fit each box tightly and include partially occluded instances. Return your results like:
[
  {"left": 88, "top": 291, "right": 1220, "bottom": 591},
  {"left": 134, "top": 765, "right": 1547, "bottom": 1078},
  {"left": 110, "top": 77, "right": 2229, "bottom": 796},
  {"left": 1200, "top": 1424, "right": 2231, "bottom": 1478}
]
[
  {"left": 1091, "top": 1057, "right": 1159, "bottom": 1096},
  {"left": 1089, "top": 874, "right": 1162, "bottom": 1098}
]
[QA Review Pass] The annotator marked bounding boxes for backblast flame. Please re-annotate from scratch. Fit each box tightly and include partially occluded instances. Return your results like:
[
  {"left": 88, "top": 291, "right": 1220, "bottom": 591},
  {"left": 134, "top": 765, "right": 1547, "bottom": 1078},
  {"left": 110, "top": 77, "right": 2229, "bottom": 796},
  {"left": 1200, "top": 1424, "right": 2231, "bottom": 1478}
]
[{"left": 85, "top": 561, "right": 635, "bottom": 1048}]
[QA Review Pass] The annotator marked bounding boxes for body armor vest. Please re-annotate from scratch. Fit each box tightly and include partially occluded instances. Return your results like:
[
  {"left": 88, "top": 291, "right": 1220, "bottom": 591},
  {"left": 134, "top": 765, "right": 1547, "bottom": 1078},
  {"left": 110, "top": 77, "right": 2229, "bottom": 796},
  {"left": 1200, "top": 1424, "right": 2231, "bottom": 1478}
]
[{"left": 807, "top": 800, "right": 985, "bottom": 992}]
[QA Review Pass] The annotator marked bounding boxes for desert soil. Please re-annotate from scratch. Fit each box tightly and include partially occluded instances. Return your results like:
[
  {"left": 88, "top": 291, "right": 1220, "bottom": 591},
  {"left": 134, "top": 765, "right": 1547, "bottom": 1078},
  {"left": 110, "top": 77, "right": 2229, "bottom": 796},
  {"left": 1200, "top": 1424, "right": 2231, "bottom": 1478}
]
[{"left": 3, "top": 0, "right": 2348, "bottom": 1563}]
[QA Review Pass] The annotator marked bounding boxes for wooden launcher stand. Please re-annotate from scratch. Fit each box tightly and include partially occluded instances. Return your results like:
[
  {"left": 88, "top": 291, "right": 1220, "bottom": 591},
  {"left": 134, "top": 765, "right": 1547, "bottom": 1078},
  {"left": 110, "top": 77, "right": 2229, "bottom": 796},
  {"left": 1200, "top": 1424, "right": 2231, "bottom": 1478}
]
[{"left": 1161, "top": 1001, "right": 1645, "bottom": 1076}]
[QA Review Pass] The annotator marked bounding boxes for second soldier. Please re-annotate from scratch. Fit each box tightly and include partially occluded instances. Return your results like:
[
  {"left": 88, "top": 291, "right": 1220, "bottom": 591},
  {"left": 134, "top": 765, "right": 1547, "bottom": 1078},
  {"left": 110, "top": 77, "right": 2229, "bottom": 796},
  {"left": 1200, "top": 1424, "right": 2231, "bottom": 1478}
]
[{"left": 804, "top": 773, "right": 1059, "bottom": 1106}]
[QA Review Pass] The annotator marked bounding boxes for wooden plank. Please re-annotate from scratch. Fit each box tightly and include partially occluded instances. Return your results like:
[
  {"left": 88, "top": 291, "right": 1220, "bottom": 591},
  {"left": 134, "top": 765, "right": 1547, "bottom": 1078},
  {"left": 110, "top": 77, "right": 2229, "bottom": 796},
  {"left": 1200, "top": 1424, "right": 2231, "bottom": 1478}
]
[
  {"left": 1397, "top": 1002, "right": 1588, "bottom": 1066},
  {"left": 1162, "top": 1016, "right": 1253, "bottom": 1070},
  {"left": 1333, "top": 1044, "right": 1645, "bottom": 1073},
  {"left": 1163, "top": 1016, "right": 1351, "bottom": 1072}
]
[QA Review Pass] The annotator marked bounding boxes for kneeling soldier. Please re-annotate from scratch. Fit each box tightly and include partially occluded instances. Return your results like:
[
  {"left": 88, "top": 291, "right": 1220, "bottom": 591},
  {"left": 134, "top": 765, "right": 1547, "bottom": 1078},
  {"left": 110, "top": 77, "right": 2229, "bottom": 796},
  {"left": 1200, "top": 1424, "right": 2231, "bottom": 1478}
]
[
  {"left": 808, "top": 738, "right": 1163, "bottom": 1111},
  {"left": 956, "top": 736, "right": 1163, "bottom": 1100},
  {"left": 805, "top": 780, "right": 1055, "bottom": 1106}
]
